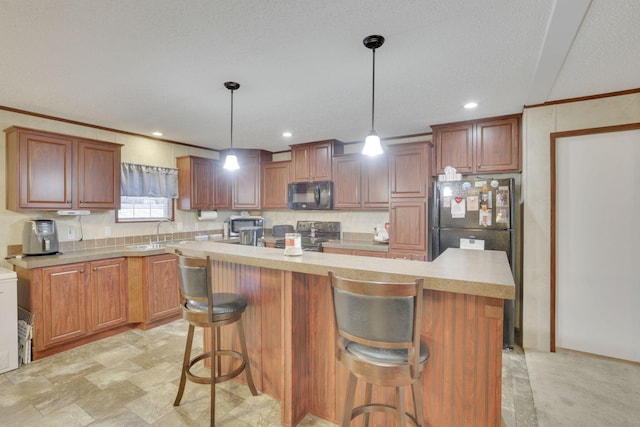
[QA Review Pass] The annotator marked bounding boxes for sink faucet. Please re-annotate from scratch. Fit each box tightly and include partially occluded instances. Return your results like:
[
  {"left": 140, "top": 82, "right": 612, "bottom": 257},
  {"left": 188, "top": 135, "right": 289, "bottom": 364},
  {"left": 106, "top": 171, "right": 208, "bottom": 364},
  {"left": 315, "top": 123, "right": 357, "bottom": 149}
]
[{"left": 156, "top": 219, "right": 174, "bottom": 243}]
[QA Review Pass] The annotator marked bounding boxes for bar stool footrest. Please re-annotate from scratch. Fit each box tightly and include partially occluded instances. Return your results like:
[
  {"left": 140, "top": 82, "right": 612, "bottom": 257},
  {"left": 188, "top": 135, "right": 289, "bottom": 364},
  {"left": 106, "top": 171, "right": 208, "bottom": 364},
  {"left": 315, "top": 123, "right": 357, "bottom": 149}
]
[
  {"left": 352, "top": 403, "right": 420, "bottom": 427},
  {"left": 186, "top": 349, "right": 247, "bottom": 385}
]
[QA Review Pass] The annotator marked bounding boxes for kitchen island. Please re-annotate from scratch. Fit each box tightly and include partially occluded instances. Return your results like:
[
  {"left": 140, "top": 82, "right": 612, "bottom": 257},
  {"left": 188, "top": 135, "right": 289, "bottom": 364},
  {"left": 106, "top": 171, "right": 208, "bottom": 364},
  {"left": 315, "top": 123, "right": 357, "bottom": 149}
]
[{"left": 173, "top": 241, "right": 514, "bottom": 427}]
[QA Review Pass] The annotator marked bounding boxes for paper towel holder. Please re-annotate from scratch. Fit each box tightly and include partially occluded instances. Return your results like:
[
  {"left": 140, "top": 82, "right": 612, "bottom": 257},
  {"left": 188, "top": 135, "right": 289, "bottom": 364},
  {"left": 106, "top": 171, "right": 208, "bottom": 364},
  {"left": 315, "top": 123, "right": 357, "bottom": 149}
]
[{"left": 196, "top": 210, "right": 218, "bottom": 221}]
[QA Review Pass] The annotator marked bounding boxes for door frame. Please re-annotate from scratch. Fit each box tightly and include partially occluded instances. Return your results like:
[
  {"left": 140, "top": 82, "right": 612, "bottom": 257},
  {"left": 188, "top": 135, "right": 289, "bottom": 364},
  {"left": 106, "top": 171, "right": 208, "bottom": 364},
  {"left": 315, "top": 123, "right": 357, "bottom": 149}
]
[{"left": 549, "top": 122, "right": 640, "bottom": 352}]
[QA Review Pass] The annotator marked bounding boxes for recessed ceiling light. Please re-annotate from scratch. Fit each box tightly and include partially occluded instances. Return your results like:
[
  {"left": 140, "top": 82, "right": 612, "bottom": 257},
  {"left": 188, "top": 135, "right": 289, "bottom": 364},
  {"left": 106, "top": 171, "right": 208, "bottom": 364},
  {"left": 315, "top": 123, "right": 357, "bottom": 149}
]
[
  {"left": 282, "top": 131, "right": 292, "bottom": 137},
  {"left": 464, "top": 102, "right": 478, "bottom": 109},
  {"left": 152, "top": 131, "right": 163, "bottom": 137}
]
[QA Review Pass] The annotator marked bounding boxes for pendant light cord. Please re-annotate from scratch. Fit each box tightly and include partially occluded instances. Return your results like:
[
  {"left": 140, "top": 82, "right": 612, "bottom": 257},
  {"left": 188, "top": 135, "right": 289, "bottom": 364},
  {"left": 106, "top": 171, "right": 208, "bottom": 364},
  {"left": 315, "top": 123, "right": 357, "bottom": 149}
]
[
  {"left": 229, "top": 88, "right": 234, "bottom": 150},
  {"left": 371, "top": 48, "right": 376, "bottom": 130}
]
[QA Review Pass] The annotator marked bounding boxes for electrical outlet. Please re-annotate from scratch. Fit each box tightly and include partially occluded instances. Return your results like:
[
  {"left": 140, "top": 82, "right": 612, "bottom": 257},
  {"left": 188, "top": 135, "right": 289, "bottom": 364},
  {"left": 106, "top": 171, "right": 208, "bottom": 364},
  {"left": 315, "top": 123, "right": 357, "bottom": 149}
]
[
  {"left": 104, "top": 226, "right": 111, "bottom": 237},
  {"left": 67, "top": 227, "right": 75, "bottom": 240}
]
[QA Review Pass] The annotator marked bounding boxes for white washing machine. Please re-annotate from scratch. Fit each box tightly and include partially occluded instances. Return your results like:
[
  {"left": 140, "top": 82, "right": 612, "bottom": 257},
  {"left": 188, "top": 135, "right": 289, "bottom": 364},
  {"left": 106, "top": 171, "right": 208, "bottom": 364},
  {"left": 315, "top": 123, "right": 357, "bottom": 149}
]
[{"left": 0, "top": 267, "right": 18, "bottom": 373}]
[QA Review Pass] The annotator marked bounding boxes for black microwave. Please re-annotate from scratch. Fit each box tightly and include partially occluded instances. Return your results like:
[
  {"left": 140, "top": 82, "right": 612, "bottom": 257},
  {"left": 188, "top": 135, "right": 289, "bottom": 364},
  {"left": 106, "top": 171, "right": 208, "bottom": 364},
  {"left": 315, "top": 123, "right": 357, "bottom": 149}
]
[{"left": 288, "top": 181, "right": 333, "bottom": 210}]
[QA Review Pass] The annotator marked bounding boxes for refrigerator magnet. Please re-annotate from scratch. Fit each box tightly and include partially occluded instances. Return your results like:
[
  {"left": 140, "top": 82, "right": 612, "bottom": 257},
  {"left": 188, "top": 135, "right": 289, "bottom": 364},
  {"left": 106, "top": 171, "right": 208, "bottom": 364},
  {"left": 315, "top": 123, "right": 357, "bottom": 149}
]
[
  {"left": 479, "top": 209, "right": 492, "bottom": 226},
  {"left": 467, "top": 195, "right": 479, "bottom": 211},
  {"left": 451, "top": 196, "right": 466, "bottom": 218}
]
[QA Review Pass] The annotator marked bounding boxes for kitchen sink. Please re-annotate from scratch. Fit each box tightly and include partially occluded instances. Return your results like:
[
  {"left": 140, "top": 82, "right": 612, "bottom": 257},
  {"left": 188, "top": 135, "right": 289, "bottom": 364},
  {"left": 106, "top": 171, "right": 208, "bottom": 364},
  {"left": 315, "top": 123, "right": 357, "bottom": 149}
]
[{"left": 125, "top": 241, "right": 188, "bottom": 251}]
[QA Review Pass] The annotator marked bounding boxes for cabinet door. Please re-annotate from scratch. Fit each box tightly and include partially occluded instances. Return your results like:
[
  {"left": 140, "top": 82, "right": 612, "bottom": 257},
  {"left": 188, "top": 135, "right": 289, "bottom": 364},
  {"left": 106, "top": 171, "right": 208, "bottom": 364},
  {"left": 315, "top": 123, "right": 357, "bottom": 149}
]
[
  {"left": 475, "top": 117, "right": 520, "bottom": 172},
  {"left": 389, "top": 143, "right": 428, "bottom": 198},
  {"left": 191, "top": 157, "right": 214, "bottom": 209},
  {"left": 389, "top": 199, "right": 427, "bottom": 253},
  {"left": 145, "top": 254, "right": 180, "bottom": 321},
  {"left": 76, "top": 139, "right": 121, "bottom": 209},
  {"left": 42, "top": 263, "right": 89, "bottom": 347},
  {"left": 291, "top": 145, "right": 310, "bottom": 182},
  {"left": 17, "top": 130, "right": 74, "bottom": 209},
  {"left": 233, "top": 152, "right": 261, "bottom": 209},
  {"left": 261, "top": 161, "right": 290, "bottom": 209},
  {"left": 333, "top": 155, "right": 362, "bottom": 208},
  {"left": 89, "top": 258, "right": 127, "bottom": 332},
  {"left": 310, "top": 142, "right": 333, "bottom": 181},
  {"left": 214, "top": 162, "right": 233, "bottom": 209},
  {"left": 362, "top": 153, "right": 389, "bottom": 208},
  {"left": 434, "top": 123, "right": 474, "bottom": 174}
]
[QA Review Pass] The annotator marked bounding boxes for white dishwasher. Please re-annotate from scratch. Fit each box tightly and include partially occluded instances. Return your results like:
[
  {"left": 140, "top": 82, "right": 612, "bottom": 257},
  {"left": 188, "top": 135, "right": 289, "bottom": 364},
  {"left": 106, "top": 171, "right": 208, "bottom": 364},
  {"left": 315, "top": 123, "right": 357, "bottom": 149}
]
[{"left": 0, "top": 267, "right": 18, "bottom": 373}]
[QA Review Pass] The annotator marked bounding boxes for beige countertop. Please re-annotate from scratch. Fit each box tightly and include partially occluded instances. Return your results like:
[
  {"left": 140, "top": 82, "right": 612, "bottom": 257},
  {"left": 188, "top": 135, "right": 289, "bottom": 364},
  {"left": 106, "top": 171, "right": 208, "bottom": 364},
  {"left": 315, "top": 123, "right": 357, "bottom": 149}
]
[
  {"left": 7, "top": 239, "right": 514, "bottom": 300},
  {"left": 6, "top": 237, "right": 240, "bottom": 270},
  {"left": 175, "top": 241, "right": 515, "bottom": 300}
]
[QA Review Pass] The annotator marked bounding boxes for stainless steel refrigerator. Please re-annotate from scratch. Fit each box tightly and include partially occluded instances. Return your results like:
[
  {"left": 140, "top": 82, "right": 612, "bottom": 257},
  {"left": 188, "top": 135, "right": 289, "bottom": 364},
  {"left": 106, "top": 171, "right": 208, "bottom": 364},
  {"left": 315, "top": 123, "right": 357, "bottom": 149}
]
[{"left": 430, "top": 176, "right": 517, "bottom": 349}]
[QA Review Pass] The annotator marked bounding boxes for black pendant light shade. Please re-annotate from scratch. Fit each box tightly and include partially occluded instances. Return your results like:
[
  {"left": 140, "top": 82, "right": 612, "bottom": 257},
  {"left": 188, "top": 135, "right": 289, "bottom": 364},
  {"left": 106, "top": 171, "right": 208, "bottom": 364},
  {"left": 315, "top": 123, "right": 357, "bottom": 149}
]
[
  {"left": 362, "top": 35, "right": 384, "bottom": 156},
  {"left": 223, "top": 81, "right": 240, "bottom": 170}
]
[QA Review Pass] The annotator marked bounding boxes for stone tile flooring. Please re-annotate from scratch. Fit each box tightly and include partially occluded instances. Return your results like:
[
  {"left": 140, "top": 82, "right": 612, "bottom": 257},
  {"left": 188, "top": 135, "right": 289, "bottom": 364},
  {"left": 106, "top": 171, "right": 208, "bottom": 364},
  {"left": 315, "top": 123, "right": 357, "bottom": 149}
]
[{"left": 0, "top": 320, "right": 532, "bottom": 426}]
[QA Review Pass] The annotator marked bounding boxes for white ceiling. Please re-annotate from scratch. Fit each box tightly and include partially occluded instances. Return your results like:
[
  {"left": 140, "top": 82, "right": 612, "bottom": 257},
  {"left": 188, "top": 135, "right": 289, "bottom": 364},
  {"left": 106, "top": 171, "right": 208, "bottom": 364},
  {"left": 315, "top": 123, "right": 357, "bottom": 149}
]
[{"left": 1, "top": 0, "right": 639, "bottom": 153}]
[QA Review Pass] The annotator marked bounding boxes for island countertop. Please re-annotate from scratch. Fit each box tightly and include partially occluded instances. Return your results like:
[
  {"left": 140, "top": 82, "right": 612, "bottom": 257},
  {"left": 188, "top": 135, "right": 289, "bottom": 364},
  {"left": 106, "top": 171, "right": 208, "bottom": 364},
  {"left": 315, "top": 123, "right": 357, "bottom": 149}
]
[{"left": 172, "top": 241, "right": 515, "bottom": 300}]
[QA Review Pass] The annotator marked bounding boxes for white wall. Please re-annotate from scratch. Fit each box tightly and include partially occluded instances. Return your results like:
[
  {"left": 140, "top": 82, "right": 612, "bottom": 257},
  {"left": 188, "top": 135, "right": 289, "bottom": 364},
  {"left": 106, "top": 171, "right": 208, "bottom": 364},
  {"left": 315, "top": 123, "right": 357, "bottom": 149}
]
[{"left": 522, "top": 92, "right": 640, "bottom": 351}]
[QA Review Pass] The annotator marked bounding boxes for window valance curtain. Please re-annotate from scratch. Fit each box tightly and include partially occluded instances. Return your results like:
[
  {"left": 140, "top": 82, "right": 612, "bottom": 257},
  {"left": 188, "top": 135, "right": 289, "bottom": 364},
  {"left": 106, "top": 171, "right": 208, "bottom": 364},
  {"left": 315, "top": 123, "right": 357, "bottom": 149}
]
[{"left": 121, "top": 163, "right": 178, "bottom": 198}]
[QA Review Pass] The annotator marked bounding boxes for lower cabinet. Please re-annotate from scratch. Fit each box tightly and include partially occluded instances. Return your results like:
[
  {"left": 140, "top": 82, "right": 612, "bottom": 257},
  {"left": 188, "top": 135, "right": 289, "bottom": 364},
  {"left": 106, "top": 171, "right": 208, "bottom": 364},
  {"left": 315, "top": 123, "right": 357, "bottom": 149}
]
[
  {"left": 128, "top": 253, "right": 181, "bottom": 329},
  {"left": 16, "top": 257, "right": 128, "bottom": 359},
  {"left": 322, "top": 247, "right": 388, "bottom": 258}
]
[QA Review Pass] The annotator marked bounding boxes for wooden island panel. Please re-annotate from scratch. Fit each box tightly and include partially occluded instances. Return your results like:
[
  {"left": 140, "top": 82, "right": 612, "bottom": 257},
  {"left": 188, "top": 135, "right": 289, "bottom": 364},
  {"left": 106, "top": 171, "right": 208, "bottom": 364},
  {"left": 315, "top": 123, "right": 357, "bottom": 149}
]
[{"left": 204, "top": 259, "right": 505, "bottom": 427}]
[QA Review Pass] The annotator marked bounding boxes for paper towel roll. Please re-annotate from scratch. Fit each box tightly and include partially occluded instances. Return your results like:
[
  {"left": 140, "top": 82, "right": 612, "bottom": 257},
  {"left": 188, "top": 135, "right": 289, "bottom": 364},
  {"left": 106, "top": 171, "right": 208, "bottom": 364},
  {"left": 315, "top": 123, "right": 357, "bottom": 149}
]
[{"left": 196, "top": 210, "right": 218, "bottom": 221}]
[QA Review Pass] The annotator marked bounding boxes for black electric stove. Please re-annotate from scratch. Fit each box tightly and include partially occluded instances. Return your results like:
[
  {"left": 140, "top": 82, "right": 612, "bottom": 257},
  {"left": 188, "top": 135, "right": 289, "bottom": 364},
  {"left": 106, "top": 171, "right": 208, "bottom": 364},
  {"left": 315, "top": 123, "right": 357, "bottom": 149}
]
[{"left": 273, "top": 221, "right": 340, "bottom": 252}]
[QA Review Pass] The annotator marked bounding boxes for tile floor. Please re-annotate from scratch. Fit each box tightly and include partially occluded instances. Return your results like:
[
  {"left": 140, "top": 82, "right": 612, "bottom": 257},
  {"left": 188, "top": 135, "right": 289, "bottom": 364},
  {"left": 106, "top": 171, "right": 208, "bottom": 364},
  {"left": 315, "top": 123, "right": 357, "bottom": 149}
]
[{"left": 0, "top": 320, "right": 637, "bottom": 426}]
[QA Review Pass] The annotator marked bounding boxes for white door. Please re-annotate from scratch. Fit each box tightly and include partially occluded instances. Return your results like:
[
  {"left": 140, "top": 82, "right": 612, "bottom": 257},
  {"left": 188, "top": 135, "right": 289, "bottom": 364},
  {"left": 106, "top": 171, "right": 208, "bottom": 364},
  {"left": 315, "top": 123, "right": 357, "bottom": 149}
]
[{"left": 556, "top": 129, "right": 640, "bottom": 362}]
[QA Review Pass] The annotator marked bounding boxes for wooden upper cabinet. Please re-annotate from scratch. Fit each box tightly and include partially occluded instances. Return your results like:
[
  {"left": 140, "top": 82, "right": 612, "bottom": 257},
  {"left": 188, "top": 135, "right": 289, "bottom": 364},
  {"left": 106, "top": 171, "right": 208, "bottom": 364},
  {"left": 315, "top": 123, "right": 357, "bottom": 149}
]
[
  {"left": 233, "top": 149, "right": 271, "bottom": 209},
  {"left": 332, "top": 154, "right": 362, "bottom": 208},
  {"left": 432, "top": 114, "right": 521, "bottom": 174},
  {"left": 475, "top": 116, "right": 521, "bottom": 172},
  {"left": 333, "top": 153, "right": 389, "bottom": 209},
  {"left": 433, "top": 123, "right": 474, "bottom": 174},
  {"left": 362, "top": 153, "right": 390, "bottom": 208},
  {"left": 177, "top": 155, "right": 215, "bottom": 210},
  {"left": 214, "top": 162, "right": 232, "bottom": 209},
  {"left": 290, "top": 139, "right": 343, "bottom": 182},
  {"left": 4, "top": 127, "right": 122, "bottom": 210},
  {"left": 389, "top": 142, "right": 429, "bottom": 199},
  {"left": 76, "top": 139, "right": 121, "bottom": 209},
  {"left": 261, "top": 161, "right": 290, "bottom": 209}
]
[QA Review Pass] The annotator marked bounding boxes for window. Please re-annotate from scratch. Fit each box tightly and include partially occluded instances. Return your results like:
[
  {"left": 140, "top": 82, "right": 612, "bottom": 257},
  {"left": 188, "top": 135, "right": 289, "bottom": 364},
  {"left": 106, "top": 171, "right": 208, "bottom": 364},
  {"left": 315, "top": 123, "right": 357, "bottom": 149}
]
[
  {"left": 118, "top": 163, "right": 178, "bottom": 222},
  {"left": 116, "top": 196, "right": 173, "bottom": 222}
]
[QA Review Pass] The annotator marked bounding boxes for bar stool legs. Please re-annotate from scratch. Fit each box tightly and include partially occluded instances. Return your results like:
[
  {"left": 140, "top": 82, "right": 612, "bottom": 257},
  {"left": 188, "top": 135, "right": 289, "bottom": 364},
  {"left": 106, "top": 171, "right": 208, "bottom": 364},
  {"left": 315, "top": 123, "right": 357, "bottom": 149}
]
[{"left": 173, "top": 320, "right": 257, "bottom": 426}]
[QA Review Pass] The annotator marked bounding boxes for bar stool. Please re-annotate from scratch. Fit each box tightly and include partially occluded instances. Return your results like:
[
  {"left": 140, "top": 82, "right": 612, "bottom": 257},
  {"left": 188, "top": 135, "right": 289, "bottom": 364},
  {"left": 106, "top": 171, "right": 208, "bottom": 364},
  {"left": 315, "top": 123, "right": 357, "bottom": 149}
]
[
  {"left": 328, "top": 271, "right": 429, "bottom": 427},
  {"left": 173, "top": 254, "right": 258, "bottom": 426}
]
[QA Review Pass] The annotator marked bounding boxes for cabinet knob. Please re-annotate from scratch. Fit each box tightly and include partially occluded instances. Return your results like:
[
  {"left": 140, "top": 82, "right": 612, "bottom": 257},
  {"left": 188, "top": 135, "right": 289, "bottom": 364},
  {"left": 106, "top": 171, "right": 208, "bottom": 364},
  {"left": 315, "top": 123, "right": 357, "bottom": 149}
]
[
  {"left": 79, "top": 269, "right": 85, "bottom": 273},
  {"left": 67, "top": 200, "right": 71, "bottom": 203}
]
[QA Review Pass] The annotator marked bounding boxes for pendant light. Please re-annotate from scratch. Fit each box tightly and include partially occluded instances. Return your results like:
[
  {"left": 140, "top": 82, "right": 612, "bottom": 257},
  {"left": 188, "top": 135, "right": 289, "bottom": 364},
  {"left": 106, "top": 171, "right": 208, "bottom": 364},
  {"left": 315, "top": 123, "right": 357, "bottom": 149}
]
[
  {"left": 223, "top": 81, "right": 240, "bottom": 170},
  {"left": 362, "top": 35, "right": 385, "bottom": 156}
]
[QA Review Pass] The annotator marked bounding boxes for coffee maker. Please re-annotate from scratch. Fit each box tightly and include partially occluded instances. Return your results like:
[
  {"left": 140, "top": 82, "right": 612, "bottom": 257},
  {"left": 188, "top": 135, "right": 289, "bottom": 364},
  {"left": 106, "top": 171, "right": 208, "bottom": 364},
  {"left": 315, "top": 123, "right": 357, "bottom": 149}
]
[{"left": 22, "top": 219, "right": 59, "bottom": 255}]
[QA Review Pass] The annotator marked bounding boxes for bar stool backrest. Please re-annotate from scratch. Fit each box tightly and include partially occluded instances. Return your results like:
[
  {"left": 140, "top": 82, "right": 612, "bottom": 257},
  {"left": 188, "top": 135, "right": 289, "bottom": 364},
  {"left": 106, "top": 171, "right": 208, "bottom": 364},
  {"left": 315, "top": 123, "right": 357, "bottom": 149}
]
[
  {"left": 329, "top": 271, "right": 424, "bottom": 376},
  {"left": 177, "top": 255, "right": 213, "bottom": 317}
]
